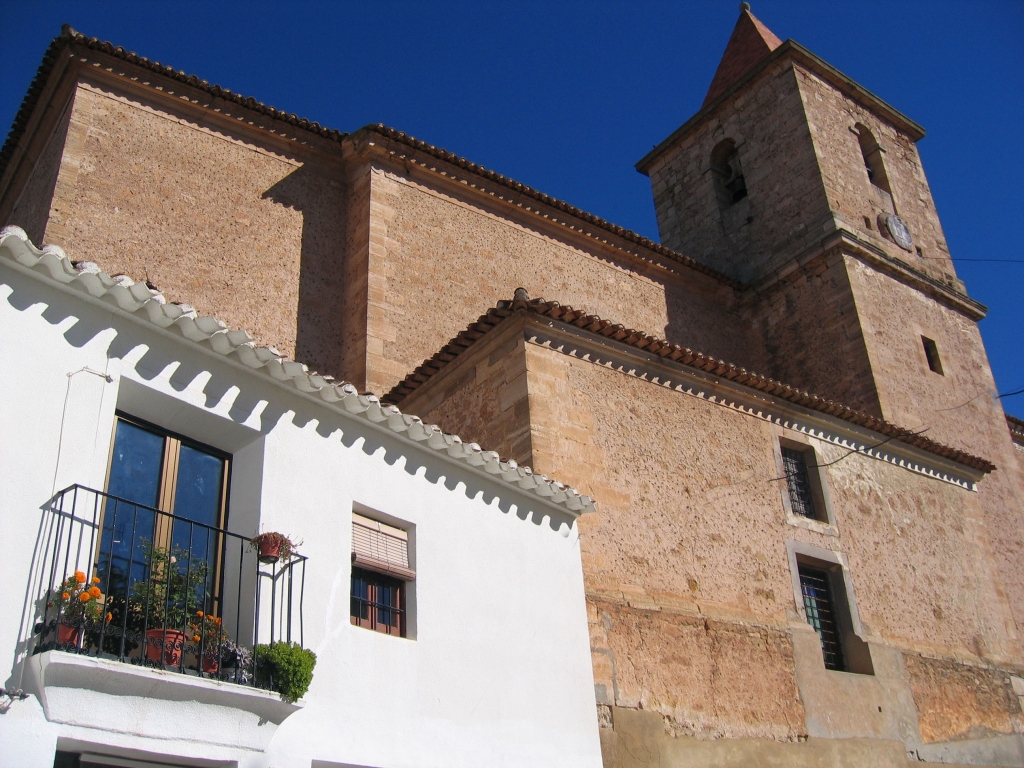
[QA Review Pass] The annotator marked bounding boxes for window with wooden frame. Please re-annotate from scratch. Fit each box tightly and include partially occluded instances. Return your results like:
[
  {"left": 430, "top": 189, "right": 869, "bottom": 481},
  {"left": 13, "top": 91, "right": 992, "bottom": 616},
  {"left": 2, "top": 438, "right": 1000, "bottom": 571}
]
[
  {"left": 350, "top": 513, "right": 414, "bottom": 637},
  {"left": 99, "top": 412, "right": 231, "bottom": 614}
]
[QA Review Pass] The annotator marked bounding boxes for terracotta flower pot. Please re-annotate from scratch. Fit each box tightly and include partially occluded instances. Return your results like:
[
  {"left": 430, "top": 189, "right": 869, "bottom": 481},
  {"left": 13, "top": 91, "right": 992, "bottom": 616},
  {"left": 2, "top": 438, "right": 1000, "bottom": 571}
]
[
  {"left": 202, "top": 654, "right": 220, "bottom": 674},
  {"left": 57, "top": 622, "right": 80, "bottom": 647},
  {"left": 145, "top": 628, "right": 186, "bottom": 667},
  {"left": 258, "top": 539, "right": 282, "bottom": 563}
]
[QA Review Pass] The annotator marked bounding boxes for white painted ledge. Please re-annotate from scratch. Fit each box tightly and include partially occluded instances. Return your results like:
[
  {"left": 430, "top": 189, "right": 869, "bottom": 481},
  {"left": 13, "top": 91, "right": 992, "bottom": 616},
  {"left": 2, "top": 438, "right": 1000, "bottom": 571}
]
[{"left": 27, "top": 651, "right": 301, "bottom": 753}]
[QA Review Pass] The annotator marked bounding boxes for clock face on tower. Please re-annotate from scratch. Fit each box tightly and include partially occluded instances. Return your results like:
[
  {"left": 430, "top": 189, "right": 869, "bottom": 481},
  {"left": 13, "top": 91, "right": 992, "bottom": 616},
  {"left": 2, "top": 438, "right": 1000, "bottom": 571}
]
[{"left": 883, "top": 214, "right": 914, "bottom": 251}]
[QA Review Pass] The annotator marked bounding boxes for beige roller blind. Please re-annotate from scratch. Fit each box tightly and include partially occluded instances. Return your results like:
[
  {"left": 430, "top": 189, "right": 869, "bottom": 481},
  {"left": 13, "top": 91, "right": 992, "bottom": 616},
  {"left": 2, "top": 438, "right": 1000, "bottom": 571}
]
[{"left": 352, "top": 512, "right": 415, "bottom": 581}]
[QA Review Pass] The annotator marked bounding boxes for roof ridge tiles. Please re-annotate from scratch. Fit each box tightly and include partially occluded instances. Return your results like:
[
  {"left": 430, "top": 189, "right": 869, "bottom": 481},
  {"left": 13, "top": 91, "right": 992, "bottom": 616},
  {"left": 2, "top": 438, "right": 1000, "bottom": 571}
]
[
  {"left": 0, "top": 226, "right": 595, "bottom": 516},
  {"left": 383, "top": 293, "right": 995, "bottom": 475}
]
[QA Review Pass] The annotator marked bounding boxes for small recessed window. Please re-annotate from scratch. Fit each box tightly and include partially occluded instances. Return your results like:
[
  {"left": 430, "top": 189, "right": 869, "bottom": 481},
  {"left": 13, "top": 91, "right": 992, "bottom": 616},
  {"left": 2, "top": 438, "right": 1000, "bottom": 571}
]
[
  {"left": 915, "top": 246, "right": 923, "bottom": 258},
  {"left": 781, "top": 446, "right": 827, "bottom": 522},
  {"left": 863, "top": 215, "right": 873, "bottom": 230},
  {"left": 710, "top": 138, "right": 747, "bottom": 209},
  {"left": 795, "top": 558, "right": 874, "bottom": 675},
  {"left": 798, "top": 564, "right": 846, "bottom": 671},
  {"left": 350, "top": 513, "right": 414, "bottom": 637},
  {"left": 922, "top": 336, "right": 944, "bottom": 375}
]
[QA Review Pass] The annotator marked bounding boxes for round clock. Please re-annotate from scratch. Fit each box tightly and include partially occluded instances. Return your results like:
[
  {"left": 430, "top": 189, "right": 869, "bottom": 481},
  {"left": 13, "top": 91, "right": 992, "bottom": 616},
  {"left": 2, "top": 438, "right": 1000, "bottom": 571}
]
[{"left": 883, "top": 214, "right": 914, "bottom": 251}]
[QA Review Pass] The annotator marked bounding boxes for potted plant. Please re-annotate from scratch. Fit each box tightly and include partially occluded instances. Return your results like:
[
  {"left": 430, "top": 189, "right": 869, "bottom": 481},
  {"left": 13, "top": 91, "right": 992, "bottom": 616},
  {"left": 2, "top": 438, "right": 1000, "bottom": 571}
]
[
  {"left": 187, "top": 610, "right": 228, "bottom": 674},
  {"left": 249, "top": 532, "right": 300, "bottom": 564},
  {"left": 129, "top": 542, "right": 211, "bottom": 667},
  {"left": 253, "top": 641, "right": 317, "bottom": 702},
  {"left": 48, "top": 571, "right": 111, "bottom": 647},
  {"left": 219, "top": 639, "right": 253, "bottom": 684}
]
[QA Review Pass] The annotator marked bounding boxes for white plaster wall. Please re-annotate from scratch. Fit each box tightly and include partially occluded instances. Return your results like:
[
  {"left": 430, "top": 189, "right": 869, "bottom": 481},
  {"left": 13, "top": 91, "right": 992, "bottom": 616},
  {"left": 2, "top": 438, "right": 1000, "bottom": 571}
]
[{"left": 0, "top": 261, "right": 601, "bottom": 768}]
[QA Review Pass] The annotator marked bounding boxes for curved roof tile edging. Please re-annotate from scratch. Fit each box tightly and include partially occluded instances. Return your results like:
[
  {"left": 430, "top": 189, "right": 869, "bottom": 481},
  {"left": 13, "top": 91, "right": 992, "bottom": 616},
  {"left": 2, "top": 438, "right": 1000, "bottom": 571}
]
[
  {"left": 0, "top": 226, "right": 595, "bottom": 516},
  {"left": 384, "top": 292, "right": 996, "bottom": 475}
]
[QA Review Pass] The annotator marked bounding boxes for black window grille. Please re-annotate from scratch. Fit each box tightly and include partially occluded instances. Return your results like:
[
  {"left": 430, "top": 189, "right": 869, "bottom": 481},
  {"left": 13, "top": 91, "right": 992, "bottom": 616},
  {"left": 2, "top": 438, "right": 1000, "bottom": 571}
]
[
  {"left": 782, "top": 447, "right": 817, "bottom": 519},
  {"left": 33, "top": 484, "right": 306, "bottom": 688},
  {"left": 351, "top": 567, "right": 404, "bottom": 636},
  {"left": 798, "top": 565, "right": 845, "bottom": 671}
]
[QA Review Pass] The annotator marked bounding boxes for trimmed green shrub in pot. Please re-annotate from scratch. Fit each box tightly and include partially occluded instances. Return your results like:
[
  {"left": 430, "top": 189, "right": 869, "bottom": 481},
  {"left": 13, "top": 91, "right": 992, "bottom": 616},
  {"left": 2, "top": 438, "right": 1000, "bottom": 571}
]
[{"left": 254, "top": 641, "right": 316, "bottom": 702}]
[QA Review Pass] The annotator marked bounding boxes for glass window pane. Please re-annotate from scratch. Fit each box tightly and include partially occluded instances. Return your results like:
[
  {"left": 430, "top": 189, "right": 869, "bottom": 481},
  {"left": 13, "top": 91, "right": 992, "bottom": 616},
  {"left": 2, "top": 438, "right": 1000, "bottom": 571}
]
[
  {"left": 101, "top": 420, "right": 165, "bottom": 594},
  {"left": 173, "top": 444, "right": 225, "bottom": 528},
  {"left": 107, "top": 420, "right": 164, "bottom": 507}
]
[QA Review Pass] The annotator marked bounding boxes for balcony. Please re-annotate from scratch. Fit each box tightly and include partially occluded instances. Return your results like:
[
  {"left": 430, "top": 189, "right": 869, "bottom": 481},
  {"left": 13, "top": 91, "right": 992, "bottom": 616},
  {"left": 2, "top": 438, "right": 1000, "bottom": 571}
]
[{"left": 25, "top": 485, "right": 306, "bottom": 751}]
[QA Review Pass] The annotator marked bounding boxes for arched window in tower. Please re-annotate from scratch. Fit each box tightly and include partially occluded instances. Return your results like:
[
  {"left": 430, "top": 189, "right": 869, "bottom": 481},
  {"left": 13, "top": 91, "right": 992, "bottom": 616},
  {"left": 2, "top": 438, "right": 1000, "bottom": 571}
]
[
  {"left": 711, "top": 139, "right": 748, "bottom": 210},
  {"left": 855, "top": 124, "right": 891, "bottom": 196}
]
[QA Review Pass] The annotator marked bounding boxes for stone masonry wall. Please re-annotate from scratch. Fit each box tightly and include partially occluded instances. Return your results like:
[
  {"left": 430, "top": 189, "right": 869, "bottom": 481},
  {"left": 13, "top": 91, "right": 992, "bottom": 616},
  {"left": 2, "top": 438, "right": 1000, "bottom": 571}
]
[
  {"left": 360, "top": 162, "right": 749, "bottom": 396},
  {"left": 409, "top": 324, "right": 533, "bottom": 467},
  {"left": 383, "top": 320, "right": 1024, "bottom": 759},
  {"left": 847, "top": 258, "right": 1024, "bottom": 660},
  {"left": 904, "top": 655, "right": 1024, "bottom": 743},
  {"left": 8, "top": 78, "right": 351, "bottom": 377},
  {"left": 7, "top": 97, "right": 73, "bottom": 246},
  {"left": 742, "top": 250, "right": 882, "bottom": 416},
  {"left": 796, "top": 66, "right": 959, "bottom": 288},
  {"left": 645, "top": 60, "right": 833, "bottom": 285}
]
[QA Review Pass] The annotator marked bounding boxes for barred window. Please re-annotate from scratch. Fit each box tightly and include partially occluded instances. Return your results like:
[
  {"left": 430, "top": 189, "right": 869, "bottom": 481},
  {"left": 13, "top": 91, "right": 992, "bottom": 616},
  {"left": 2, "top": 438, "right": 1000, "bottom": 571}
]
[
  {"left": 782, "top": 447, "right": 817, "bottom": 519},
  {"left": 798, "top": 564, "right": 846, "bottom": 671}
]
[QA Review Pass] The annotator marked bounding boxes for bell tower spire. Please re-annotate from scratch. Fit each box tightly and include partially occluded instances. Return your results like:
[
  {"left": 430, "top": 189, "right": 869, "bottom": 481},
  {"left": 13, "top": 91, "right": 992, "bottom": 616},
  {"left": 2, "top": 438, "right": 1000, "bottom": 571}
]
[{"left": 703, "top": 3, "right": 783, "bottom": 107}]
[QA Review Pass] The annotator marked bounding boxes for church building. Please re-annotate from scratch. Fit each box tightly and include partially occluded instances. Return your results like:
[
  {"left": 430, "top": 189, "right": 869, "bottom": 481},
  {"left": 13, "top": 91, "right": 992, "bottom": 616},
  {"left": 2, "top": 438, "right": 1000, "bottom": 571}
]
[{"left": 1, "top": 5, "right": 1022, "bottom": 767}]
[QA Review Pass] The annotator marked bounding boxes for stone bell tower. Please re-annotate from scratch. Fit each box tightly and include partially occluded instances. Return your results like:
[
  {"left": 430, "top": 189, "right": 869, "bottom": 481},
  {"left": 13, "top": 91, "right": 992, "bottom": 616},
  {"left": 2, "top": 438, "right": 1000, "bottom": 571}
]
[
  {"left": 637, "top": 2, "right": 960, "bottom": 291},
  {"left": 635, "top": 3, "right": 988, "bottom": 436}
]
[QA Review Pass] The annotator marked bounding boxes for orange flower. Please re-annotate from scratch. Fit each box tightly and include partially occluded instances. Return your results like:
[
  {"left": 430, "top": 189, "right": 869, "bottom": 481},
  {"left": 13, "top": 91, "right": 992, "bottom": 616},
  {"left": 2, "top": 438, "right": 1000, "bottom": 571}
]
[
  {"left": 88, "top": 586, "right": 101, "bottom": 598},
  {"left": 74, "top": 571, "right": 86, "bottom": 584},
  {"left": 196, "top": 611, "right": 204, "bottom": 618},
  {"left": 92, "top": 576, "right": 101, "bottom": 584},
  {"left": 214, "top": 617, "right": 222, "bottom": 626},
  {"left": 79, "top": 592, "right": 91, "bottom": 602},
  {"left": 61, "top": 591, "right": 71, "bottom": 600},
  {"left": 106, "top": 613, "right": 113, "bottom": 623},
  {"left": 193, "top": 635, "right": 201, "bottom": 642}
]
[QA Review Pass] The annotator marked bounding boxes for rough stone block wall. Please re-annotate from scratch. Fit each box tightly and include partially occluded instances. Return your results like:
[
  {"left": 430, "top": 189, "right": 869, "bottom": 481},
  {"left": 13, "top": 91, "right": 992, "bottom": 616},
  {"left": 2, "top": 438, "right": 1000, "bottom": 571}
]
[
  {"left": 742, "top": 251, "right": 881, "bottom": 416},
  {"left": 6, "top": 98, "right": 73, "bottom": 246},
  {"left": 847, "top": 258, "right": 1024, "bottom": 655},
  {"left": 645, "top": 61, "right": 832, "bottom": 284},
  {"left": 514, "top": 341, "right": 1018, "bottom": 749},
  {"left": 408, "top": 326, "right": 533, "bottom": 466},
  {"left": 796, "top": 67, "right": 959, "bottom": 288},
  {"left": 905, "top": 655, "right": 1024, "bottom": 743},
  {"left": 360, "top": 163, "right": 750, "bottom": 396},
  {"left": 7, "top": 79, "right": 350, "bottom": 377}
]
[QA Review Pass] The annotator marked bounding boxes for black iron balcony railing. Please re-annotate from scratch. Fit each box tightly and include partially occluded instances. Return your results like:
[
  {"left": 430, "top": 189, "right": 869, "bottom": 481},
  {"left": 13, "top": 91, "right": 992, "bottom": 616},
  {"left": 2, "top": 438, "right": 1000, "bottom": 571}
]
[{"left": 33, "top": 485, "right": 306, "bottom": 688}]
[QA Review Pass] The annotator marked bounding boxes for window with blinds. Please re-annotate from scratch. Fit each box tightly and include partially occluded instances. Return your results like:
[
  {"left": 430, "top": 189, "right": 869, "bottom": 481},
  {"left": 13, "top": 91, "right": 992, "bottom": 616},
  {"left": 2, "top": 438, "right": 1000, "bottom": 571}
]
[{"left": 351, "top": 513, "right": 415, "bottom": 581}]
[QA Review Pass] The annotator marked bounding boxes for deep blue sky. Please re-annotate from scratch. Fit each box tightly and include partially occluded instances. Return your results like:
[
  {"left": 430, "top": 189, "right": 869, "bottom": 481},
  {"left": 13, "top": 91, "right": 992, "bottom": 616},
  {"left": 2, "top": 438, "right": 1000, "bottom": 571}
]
[{"left": 1, "top": 1, "right": 1021, "bottom": 414}]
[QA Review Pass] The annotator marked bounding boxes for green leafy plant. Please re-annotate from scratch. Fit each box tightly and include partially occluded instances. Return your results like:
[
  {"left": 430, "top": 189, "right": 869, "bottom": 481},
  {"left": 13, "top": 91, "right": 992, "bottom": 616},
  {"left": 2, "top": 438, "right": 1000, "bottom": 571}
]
[
  {"left": 128, "top": 541, "right": 211, "bottom": 630},
  {"left": 254, "top": 641, "right": 316, "bottom": 702}
]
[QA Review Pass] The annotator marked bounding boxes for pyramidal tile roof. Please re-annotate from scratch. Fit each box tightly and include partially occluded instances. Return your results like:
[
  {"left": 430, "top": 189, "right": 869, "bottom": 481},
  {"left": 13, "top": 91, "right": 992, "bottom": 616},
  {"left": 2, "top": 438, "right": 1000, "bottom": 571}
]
[
  {"left": 703, "top": 3, "right": 783, "bottom": 107},
  {"left": 0, "top": 226, "right": 595, "bottom": 516}
]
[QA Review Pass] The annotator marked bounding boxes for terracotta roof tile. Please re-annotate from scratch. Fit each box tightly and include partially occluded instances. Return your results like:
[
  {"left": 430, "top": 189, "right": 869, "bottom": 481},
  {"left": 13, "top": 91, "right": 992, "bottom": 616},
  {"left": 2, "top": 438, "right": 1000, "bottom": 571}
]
[
  {"left": 703, "top": 5, "right": 783, "bottom": 107},
  {"left": 384, "top": 292, "right": 996, "bottom": 475}
]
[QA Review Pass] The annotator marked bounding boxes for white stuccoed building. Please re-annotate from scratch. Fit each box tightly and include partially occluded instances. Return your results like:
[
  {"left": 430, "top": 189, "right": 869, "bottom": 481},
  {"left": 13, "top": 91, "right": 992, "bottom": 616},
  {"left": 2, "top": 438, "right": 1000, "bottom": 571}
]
[{"left": 0, "top": 226, "right": 602, "bottom": 768}]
